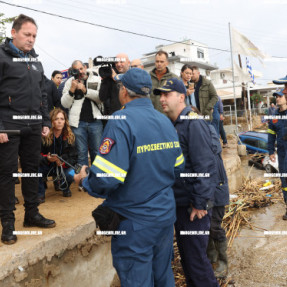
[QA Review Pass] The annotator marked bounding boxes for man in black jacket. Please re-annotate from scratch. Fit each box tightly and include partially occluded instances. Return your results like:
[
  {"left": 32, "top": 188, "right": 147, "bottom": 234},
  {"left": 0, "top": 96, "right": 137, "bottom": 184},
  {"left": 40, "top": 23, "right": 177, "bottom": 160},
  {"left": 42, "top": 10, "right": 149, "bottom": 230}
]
[
  {"left": 99, "top": 53, "right": 130, "bottom": 115},
  {"left": 44, "top": 75, "right": 61, "bottom": 112},
  {"left": 0, "top": 14, "right": 56, "bottom": 245}
]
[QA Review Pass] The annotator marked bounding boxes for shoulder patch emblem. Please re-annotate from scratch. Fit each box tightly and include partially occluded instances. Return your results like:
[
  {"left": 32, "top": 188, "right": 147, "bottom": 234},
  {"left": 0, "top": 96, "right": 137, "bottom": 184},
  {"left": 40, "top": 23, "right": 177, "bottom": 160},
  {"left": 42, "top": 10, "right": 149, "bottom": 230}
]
[
  {"left": 272, "top": 119, "right": 278, "bottom": 124},
  {"left": 188, "top": 111, "right": 199, "bottom": 118},
  {"left": 99, "top": 138, "right": 115, "bottom": 155}
]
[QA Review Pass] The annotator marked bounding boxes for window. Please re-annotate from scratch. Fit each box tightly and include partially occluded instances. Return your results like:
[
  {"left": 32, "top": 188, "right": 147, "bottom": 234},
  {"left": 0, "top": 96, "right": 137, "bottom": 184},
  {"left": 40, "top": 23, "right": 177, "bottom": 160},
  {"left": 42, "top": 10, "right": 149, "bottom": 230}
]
[
  {"left": 197, "top": 49, "right": 204, "bottom": 59},
  {"left": 243, "top": 138, "right": 257, "bottom": 147},
  {"left": 258, "top": 140, "right": 267, "bottom": 150}
]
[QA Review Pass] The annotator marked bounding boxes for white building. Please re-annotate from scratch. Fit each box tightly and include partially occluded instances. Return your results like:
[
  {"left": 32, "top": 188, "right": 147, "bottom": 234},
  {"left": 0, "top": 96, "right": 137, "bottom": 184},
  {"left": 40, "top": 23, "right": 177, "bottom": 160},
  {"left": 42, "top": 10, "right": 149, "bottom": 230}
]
[
  {"left": 210, "top": 68, "right": 242, "bottom": 100},
  {"left": 141, "top": 39, "right": 217, "bottom": 77}
]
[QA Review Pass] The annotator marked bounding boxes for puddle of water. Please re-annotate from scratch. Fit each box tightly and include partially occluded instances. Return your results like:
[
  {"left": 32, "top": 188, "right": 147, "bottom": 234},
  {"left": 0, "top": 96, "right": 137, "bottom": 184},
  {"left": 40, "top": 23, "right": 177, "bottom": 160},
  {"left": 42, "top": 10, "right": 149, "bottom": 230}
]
[{"left": 227, "top": 156, "right": 287, "bottom": 286}]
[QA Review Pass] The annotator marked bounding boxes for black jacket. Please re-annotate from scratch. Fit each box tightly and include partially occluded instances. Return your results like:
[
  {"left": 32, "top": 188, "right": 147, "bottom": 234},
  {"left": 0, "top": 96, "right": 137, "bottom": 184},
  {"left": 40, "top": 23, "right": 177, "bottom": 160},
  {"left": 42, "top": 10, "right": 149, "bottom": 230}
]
[
  {"left": 0, "top": 38, "right": 50, "bottom": 130},
  {"left": 40, "top": 135, "right": 78, "bottom": 168},
  {"left": 99, "top": 77, "right": 121, "bottom": 115},
  {"left": 44, "top": 77, "right": 60, "bottom": 113}
]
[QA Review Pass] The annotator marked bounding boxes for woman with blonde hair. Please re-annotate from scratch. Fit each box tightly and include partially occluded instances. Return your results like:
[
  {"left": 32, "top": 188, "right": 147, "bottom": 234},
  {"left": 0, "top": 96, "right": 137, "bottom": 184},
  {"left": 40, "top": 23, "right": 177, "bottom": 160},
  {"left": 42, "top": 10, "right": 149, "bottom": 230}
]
[{"left": 38, "top": 108, "right": 78, "bottom": 203}]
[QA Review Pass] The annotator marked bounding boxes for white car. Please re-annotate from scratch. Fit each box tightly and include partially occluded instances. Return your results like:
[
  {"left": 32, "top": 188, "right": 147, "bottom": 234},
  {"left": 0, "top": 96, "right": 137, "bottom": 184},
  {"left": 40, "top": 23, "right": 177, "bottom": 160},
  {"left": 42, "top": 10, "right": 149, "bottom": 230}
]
[{"left": 262, "top": 154, "right": 279, "bottom": 173}]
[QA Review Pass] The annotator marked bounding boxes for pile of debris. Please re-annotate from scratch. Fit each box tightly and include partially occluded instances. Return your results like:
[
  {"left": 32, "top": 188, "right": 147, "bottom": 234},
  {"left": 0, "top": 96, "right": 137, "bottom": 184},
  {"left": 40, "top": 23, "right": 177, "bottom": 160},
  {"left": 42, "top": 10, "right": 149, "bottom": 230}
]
[
  {"left": 173, "top": 177, "right": 282, "bottom": 286},
  {"left": 223, "top": 177, "right": 282, "bottom": 247}
]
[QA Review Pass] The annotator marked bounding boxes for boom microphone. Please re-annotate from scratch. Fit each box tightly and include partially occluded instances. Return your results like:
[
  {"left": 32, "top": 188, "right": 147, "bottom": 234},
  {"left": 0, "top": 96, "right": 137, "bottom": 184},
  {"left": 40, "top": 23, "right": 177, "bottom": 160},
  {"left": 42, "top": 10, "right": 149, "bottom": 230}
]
[{"left": 0, "top": 127, "right": 32, "bottom": 137}]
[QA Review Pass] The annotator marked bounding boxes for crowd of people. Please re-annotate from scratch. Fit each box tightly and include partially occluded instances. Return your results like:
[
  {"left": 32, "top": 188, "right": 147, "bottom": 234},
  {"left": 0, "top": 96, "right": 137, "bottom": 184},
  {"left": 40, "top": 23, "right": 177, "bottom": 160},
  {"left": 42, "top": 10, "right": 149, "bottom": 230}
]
[{"left": 1, "top": 13, "right": 287, "bottom": 287}]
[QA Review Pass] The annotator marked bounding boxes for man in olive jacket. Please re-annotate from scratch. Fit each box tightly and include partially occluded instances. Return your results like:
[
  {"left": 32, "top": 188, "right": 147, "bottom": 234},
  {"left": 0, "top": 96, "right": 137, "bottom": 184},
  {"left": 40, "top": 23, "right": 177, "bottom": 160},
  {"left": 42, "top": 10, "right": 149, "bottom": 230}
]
[
  {"left": 150, "top": 50, "right": 178, "bottom": 113},
  {"left": 191, "top": 66, "right": 218, "bottom": 121}
]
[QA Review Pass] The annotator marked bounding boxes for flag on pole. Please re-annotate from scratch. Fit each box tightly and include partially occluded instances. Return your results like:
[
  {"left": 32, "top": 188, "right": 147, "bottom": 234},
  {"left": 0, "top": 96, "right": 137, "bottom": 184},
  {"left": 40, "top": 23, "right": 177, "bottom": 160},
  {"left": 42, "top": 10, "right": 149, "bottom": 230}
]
[
  {"left": 231, "top": 27, "right": 268, "bottom": 62},
  {"left": 246, "top": 58, "right": 255, "bottom": 85}
]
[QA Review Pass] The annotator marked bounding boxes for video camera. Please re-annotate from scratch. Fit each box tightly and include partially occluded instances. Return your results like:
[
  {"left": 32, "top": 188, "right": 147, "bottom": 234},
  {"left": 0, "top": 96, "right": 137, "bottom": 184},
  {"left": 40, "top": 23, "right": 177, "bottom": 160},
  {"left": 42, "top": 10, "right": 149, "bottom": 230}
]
[
  {"left": 70, "top": 68, "right": 80, "bottom": 80},
  {"left": 93, "top": 56, "right": 119, "bottom": 79},
  {"left": 70, "top": 68, "right": 85, "bottom": 100}
]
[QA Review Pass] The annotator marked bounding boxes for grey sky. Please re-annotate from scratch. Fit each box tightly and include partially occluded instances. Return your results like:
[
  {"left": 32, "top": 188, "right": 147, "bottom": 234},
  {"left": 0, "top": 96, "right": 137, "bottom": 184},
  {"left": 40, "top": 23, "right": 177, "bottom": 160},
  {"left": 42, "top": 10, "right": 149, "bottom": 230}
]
[{"left": 1, "top": 0, "right": 286, "bottom": 83}]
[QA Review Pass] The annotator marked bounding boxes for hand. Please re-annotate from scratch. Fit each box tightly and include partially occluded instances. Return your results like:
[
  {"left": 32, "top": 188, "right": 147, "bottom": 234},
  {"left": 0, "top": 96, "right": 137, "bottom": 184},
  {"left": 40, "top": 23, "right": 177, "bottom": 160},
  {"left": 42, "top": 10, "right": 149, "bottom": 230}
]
[
  {"left": 0, "top": 133, "right": 9, "bottom": 143},
  {"left": 77, "top": 82, "right": 87, "bottom": 94},
  {"left": 220, "top": 114, "right": 224, "bottom": 121},
  {"left": 190, "top": 207, "right": 207, "bottom": 222},
  {"left": 74, "top": 165, "right": 89, "bottom": 185},
  {"left": 270, "top": 154, "right": 276, "bottom": 162},
  {"left": 111, "top": 68, "right": 117, "bottom": 81},
  {"left": 55, "top": 158, "right": 63, "bottom": 166},
  {"left": 70, "top": 80, "right": 79, "bottom": 93},
  {"left": 186, "top": 88, "right": 193, "bottom": 96},
  {"left": 47, "top": 153, "right": 58, "bottom": 163},
  {"left": 41, "top": 126, "right": 49, "bottom": 137}
]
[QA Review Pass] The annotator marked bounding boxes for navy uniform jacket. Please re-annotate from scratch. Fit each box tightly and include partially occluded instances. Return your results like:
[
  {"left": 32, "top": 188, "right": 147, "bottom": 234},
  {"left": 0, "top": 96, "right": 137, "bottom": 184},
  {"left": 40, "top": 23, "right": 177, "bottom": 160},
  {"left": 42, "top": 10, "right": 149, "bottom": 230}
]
[
  {"left": 172, "top": 106, "right": 228, "bottom": 209},
  {"left": 83, "top": 98, "right": 184, "bottom": 229},
  {"left": 268, "top": 109, "right": 287, "bottom": 157},
  {"left": 210, "top": 125, "right": 229, "bottom": 207}
]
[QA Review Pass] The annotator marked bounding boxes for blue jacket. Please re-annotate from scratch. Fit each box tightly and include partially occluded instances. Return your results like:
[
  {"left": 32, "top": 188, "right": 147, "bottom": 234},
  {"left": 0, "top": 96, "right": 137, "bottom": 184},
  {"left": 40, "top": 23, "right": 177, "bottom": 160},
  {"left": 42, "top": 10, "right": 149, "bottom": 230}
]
[
  {"left": 268, "top": 109, "right": 287, "bottom": 156},
  {"left": 172, "top": 106, "right": 229, "bottom": 209},
  {"left": 212, "top": 101, "right": 220, "bottom": 120},
  {"left": 83, "top": 98, "right": 184, "bottom": 229},
  {"left": 210, "top": 126, "right": 229, "bottom": 206}
]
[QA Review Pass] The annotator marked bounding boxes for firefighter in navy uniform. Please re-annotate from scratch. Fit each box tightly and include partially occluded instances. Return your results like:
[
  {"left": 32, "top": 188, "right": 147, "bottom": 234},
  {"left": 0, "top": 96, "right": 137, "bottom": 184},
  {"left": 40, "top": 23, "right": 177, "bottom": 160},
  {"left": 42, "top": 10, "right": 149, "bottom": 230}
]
[
  {"left": 268, "top": 77, "right": 287, "bottom": 220},
  {"left": 156, "top": 78, "right": 219, "bottom": 287},
  {"left": 75, "top": 68, "right": 184, "bottom": 287}
]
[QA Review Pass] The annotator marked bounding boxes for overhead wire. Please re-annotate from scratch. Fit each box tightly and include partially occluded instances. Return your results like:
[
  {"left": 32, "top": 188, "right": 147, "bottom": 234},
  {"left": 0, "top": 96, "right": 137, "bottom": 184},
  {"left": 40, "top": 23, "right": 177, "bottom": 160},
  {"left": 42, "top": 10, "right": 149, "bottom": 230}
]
[
  {"left": 45, "top": 0, "right": 230, "bottom": 41},
  {"left": 1, "top": 0, "right": 286, "bottom": 61},
  {"left": 0, "top": 0, "right": 231, "bottom": 53}
]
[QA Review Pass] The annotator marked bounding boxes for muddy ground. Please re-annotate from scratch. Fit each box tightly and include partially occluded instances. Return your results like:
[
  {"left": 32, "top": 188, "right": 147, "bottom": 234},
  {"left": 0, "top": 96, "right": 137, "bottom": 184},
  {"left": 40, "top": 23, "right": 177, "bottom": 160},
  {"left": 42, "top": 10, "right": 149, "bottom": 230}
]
[
  {"left": 175, "top": 156, "right": 287, "bottom": 287},
  {"left": 227, "top": 157, "right": 287, "bottom": 287},
  {"left": 2, "top": 144, "right": 287, "bottom": 287}
]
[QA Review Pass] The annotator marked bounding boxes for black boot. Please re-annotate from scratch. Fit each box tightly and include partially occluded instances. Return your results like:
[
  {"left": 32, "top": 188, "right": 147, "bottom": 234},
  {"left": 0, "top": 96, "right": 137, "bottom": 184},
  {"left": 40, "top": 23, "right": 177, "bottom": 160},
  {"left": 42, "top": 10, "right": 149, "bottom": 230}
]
[
  {"left": 53, "top": 176, "right": 60, "bottom": 191},
  {"left": 1, "top": 220, "right": 17, "bottom": 245},
  {"left": 206, "top": 237, "right": 218, "bottom": 264},
  {"left": 214, "top": 240, "right": 228, "bottom": 278},
  {"left": 283, "top": 208, "right": 287, "bottom": 220},
  {"left": 63, "top": 189, "right": 72, "bottom": 197},
  {"left": 24, "top": 213, "right": 56, "bottom": 228}
]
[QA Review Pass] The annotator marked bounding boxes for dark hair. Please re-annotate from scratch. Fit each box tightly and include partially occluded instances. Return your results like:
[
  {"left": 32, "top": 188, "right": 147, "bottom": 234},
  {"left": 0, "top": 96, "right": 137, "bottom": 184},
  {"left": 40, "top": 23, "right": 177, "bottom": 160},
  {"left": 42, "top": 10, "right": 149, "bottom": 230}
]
[
  {"left": 12, "top": 14, "right": 37, "bottom": 31},
  {"left": 191, "top": 65, "right": 199, "bottom": 71},
  {"left": 156, "top": 50, "right": 168, "bottom": 59},
  {"left": 191, "top": 106, "right": 202, "bottom": 115},
  {"left": 71, "top": 60, "right": 83, "bottom": 68},
  {"left": 51, "top": 70, "right": 62, "bottom": 78},
  {"left": 181, "top": 64, "right": 193, "bottom": 73}
]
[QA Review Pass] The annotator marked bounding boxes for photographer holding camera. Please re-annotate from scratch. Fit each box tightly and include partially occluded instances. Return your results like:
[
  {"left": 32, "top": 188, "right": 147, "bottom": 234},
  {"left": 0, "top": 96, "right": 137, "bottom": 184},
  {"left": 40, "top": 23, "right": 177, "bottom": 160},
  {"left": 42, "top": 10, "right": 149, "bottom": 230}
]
[
  {"left": 98, "top": 53, "right": 130, "bottom": 115},
  {"left": 61, "top": 60, "right": 103, "bottom": 166}
]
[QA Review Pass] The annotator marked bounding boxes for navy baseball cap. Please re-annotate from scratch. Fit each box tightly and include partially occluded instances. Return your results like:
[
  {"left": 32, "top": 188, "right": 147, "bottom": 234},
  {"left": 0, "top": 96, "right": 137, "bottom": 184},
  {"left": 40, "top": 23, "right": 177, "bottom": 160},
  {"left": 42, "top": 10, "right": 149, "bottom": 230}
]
[
  {"left": 273, "top": 75, "right": 287, "bottom": 85},
  {"left": 114, "top": 68, "right": 152, "bottom": 95},
  {"left": 273, "top": 89, "right": 284, "bottom": 97},
  {"left": 153, "top": 78, "right": 187, "bottom": 95}
]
